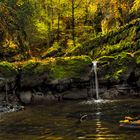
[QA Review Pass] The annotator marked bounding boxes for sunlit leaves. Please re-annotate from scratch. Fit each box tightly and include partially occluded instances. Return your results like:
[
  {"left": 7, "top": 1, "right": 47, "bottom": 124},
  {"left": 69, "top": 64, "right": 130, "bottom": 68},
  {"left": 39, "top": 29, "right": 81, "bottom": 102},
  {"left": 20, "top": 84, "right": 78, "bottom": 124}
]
[
  {"left": 130, "top": 0, "right": 140, "bottom": 12},
  {"left": 16, "top": 0, "right": 24, "bottom": 6},
  {"left": 0, "top": 0, "right": 139, "bottom": 61}
]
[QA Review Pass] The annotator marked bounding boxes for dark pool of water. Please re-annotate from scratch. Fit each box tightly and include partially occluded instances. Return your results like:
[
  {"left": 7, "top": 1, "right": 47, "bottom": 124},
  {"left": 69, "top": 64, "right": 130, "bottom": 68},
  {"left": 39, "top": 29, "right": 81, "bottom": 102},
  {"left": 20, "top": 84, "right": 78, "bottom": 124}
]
[{"left": 0, "top": 99, "right": 140, "bottom": 140}]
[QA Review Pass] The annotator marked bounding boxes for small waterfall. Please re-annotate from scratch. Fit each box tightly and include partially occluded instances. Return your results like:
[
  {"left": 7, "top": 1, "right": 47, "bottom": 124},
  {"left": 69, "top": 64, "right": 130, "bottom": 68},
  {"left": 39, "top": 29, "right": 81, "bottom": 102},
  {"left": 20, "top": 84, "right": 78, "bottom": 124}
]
[{"left": 92, "top": 61, "right": 99, "bottom": 100}]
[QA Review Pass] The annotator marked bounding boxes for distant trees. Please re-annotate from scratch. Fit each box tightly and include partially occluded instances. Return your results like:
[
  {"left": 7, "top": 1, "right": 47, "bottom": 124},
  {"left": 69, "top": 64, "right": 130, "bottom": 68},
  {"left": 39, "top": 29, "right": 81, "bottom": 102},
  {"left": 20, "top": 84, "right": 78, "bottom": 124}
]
[
  {"left": 130, "top": 0, "right": 140, "bottom": 19},
  {"left": 131, "top": 0, "right": 140, "bottom": 12},
  {"left": 0, "top": 0, "right": 33, "bottom": 59},
  {"left": 0, "top": 0, "right": 140, "bottom": 60},
  {"left": 100, "top": 0, "right": 138, "bottom": 33}
]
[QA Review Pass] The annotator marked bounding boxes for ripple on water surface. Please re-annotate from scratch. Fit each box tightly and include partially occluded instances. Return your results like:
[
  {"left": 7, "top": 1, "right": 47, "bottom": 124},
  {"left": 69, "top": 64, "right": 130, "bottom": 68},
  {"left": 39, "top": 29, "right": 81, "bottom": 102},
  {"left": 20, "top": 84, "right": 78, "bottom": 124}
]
[{"left": 0, "top": 99, "right": 140, "bottom": 140}]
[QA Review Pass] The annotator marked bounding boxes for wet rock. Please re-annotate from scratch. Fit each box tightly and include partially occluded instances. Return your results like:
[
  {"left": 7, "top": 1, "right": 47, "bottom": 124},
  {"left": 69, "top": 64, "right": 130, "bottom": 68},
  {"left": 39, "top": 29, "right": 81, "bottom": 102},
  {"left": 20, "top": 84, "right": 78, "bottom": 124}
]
[
  {"left": 134, "top": 67, "right": 140, "bottom": 77},
  {"left": 63, "top": 88, "right": 88, "bottom": 99},
  {"left": 54, "top": 93, "right": 63, "bottom": 101},
  {"left": 54, "top": 78, "right": 73, "bottom": 92},
  {"left": 45, "top": 92, "right": 56, "bottom": 101},
  {"left": 50, "top": 79, "right": 59, "bottom": 85},
  {"left": 19, "top": 56, "right": 92, "bottom": 88},
  {"left": 0, "top": 62, "right": 17, "bottom": 91},
  {"left": 20, "top": 73, "right": 48, "bottom": 88},
  {"left": 128, "top": 89, "right": 140, "bottom": 97},
  {"left": 115, "top": 84, "right": 131, "bottom": 93},
  {"left": 136, "top": 78, "right": 140, "bottom": 88},
  {"left": 0, "top": 103, "right": 24, "bottom": 114},
  {"left": 101, "top": 83, "right": 140, "bottom": 99},
  {"left": 8, "top": 94, "right": 19, "bottom": 104},
  {"left": 0, "top": 92, "right": 5, "bottom": 102},
  {"left": 32, "top": 92, "right": 45, "bottom": 103},
  {"left": 102, "top": 88, "right": 119, "bottom": 99},
  {"left": 19, "top": 91, "right": 32, "bottom": 104},
  {"left": 31, "top": 91, "right": 59, "bottom": 104}
]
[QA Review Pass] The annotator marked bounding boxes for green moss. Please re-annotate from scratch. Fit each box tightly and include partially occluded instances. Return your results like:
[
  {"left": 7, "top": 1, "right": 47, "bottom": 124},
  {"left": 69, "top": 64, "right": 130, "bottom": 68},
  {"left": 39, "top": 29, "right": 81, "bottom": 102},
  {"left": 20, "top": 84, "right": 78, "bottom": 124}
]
[
  {"left": 97, "top": 55, "right": 115, "bottom": 65},
  {"left": 91, "top": 22, "right": 140, "bottom": 82},
  {"left": 112, "top": 69, "right": 125, "bottom": 80},
  {"left": 64, "top": 18, "right": 140, "bottom": 59},
  {"left": 50, "top": 55, "right": 92, "bottom": 79},
  {"left": 34, "top": 62, "right": 49, "bottom": 74},
  {"left": 65, "top": 43, "right": 86, "bottom": 56},
  {"left": 20, "top": 56, "right": 92, "bottom": 80},
  {"left": 136, "top": 56, "right": 140, "bottom": 64},
  {"left": 12, "top": 18, "right": 140, "bottom": 82},
  {"left": 97, "top": 51, "right": 134, "bottom": 82},
  {"left": 21, "top": 58, "right": 55, "bottom": 75},
  {"left": 104, "top": 67, "right": 127, "bottom": 82},
  {"left": 42, "top": 42, "right": 63, "bottom": 58},
  {"left": 21, "top": 60, "right": 39, "bottom": 73},
  {"left": 0, "top": 61, "right": 17, "bottom": 77}
]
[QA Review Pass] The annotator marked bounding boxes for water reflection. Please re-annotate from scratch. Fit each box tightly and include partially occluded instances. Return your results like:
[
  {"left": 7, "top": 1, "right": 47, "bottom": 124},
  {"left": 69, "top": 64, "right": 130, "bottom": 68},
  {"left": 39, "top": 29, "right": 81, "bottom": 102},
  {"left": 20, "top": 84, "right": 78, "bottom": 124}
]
[
  {"left": 93, "top": 119, "right": 120, "bottom": 140},
  {"left": 91, "top": 102, "right": 120, "bottom": 140},
  {"left": 0, "top": 100, "right": 140, "bottom": 140},
  {"left": 81, "top": 98, "right": 114, "bottom": 104}
]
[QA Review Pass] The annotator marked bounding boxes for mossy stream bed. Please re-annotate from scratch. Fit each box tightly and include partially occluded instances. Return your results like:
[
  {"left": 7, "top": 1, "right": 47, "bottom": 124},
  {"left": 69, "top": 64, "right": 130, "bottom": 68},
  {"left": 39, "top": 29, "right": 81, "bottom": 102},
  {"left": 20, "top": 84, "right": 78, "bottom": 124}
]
[{"left": 0, "top": 99, "right": 140, "bottom": 140}]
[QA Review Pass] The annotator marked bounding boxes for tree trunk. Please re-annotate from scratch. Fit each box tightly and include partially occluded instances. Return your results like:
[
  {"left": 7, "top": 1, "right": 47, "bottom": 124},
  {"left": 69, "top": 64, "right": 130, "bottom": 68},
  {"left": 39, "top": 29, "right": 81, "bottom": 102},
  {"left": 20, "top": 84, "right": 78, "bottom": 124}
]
[
  {"left": 57, "top": 0, "right": 60, "bottom": 41},
  {"left": 47, "top": 4, "right": 51, "bottom": 47},
  {"left": 72, "top": 0, "right": 76, "bottom": 47}
]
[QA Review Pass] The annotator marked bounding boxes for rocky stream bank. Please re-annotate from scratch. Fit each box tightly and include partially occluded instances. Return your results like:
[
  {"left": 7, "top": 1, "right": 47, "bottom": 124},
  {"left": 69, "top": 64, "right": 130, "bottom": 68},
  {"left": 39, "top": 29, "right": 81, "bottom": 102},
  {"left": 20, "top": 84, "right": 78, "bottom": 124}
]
[{"left": 0, "top": 55, "right": 140, "bottom": 106}]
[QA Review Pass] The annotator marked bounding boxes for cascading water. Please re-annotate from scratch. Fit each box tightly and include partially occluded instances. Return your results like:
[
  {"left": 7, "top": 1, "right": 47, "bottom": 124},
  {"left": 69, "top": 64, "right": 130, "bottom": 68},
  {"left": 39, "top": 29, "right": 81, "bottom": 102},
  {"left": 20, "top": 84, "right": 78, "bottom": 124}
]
[
  {"left": 0, "top": 78, "right": 24, "bottom": 116},
  {"left": 92, "top": 61, "right": 99, "bottom": 100}
]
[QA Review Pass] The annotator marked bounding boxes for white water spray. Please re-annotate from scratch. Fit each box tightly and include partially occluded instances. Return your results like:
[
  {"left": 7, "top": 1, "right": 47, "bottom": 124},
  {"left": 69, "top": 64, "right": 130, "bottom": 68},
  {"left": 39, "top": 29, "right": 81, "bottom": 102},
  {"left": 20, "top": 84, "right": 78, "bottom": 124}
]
[{"left": 92, "top": 61, "right": 99, "bottom": 100}]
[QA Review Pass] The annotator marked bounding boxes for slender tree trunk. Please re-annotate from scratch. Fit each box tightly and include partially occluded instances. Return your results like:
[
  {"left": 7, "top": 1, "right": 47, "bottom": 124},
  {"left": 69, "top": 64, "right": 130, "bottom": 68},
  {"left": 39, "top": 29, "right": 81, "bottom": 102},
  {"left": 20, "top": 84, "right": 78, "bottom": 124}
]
[
  {"left": 47, "top": 4, "right": 51, "bottom": 47},
  {"left": 72, "top": 0, "right": 76, "bottom": 47},
  {"left": 51, "top": 0, "right": 54, "bottom": 29},
  {"left": 84, "top": 6, "right": 88, "bottom": 25},
  {"left": 84, "top": 0, "right": 92, "bottom": 25},
  {"left": 57, "top": 0, "right": 60, "bottom": 41},
  {"left": 57, "top": 13, "right": 60, "bottom": 41}
]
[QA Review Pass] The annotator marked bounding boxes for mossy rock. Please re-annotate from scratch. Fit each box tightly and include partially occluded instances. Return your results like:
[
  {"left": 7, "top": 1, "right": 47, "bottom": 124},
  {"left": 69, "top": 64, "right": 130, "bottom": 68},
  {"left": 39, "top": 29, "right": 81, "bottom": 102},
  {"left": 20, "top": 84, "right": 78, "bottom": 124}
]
[
  {"left": 104, "top": 67, "right": 127, "bottom": 82},
  {"left": 0, "top": 61, "right": 17, "bottom": 89},
  {"left": 134, "top": 68, "right": 140, "bottom": 77},
  {"left": 19, "top": 59, "right": 54, "bottom": 87},
  {"left": 97, "top": 51, "right": 135, "bottom": 83},
  {"left": 50, "top": 55, "right": 92, "bottom": 79},
  {"left": 135, "top": 55, "right": 140, "bottom": 65},
  {"left": 20, "top": 55, "right": 92, "bottom": 87},
  {"left": 0, "top": 61, "right": 17, "bottom": 78}
]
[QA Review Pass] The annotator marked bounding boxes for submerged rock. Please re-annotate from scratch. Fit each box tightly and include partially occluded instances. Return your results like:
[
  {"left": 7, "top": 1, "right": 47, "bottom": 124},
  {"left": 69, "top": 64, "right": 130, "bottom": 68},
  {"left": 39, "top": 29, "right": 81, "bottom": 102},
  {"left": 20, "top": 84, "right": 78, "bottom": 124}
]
[{"left": 102, "top": 88, "right": 119, "bottom": 99}]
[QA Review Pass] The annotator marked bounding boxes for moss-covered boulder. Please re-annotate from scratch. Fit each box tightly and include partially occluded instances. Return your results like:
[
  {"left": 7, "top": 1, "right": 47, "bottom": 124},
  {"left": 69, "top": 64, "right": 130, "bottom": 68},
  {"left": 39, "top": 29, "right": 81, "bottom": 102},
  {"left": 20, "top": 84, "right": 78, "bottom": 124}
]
[
  {"left": 0, "top": 61, "right": 17, "bottom": 77},
  {"left": 50, "top": 55, "right": 92, "bottom": 79},
  {"left": 19, "top": 55, "right": 92, "bottom": 87},
  {"left": 0, "top": 61, "right": 18, "bottom": 89},
  {"left": 19, "top": 59, "right": 51, "bottom": 87},
  {"left": 96, "top": 53, "right": 136, "bottom": 83}
]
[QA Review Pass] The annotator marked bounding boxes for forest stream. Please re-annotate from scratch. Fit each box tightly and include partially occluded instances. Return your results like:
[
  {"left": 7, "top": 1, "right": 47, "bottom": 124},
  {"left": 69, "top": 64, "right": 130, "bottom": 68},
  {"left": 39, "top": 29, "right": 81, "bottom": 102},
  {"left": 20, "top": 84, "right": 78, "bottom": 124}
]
[
  {"left": 1, "top": 0, "right": 140, "bottom": 139},
  {"left": 0, "top": 99, "right": 140, "bottom": 140}
]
